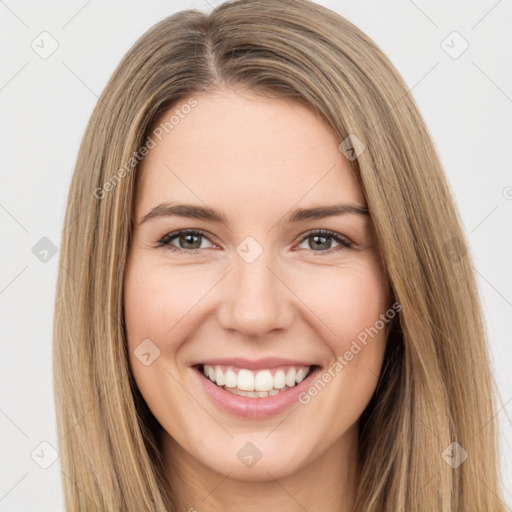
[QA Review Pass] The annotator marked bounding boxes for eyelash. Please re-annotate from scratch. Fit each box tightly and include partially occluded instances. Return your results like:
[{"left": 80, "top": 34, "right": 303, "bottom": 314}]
[{"left": 157, "top": 228, "right": 353, "bottom": 255}]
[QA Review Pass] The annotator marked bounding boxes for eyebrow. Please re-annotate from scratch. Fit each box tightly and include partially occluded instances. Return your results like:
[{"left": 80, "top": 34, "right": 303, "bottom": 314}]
[{"left": 139, "top": 201, "right": 369, "bottom": 226}]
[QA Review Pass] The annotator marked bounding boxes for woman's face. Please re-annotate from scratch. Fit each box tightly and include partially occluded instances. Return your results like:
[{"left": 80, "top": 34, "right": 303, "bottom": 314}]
[{"left": 124, "top": 88, "right": 390, "bottom": 484}]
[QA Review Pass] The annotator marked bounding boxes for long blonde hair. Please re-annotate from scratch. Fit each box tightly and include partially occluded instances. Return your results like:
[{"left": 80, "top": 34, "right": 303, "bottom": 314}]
[{"left": 53, "top": 0, "right": 506, "bottom": 510}]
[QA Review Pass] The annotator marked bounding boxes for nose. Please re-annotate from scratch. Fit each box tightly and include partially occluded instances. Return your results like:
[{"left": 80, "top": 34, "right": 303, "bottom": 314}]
[{"left": 217, "top": 248, "right": 294, "bottom": 339}]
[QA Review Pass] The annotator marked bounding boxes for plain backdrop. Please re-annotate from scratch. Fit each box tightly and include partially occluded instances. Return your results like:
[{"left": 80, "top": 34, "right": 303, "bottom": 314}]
[{"left": 1, "top": 0, "right": 511, "bottom": 510}]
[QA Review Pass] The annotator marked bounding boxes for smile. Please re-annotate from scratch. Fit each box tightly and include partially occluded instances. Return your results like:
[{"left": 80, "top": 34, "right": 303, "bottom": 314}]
[
  {"left": 191, "top": 359, "right": 322, "bottom": 419},
  {"left": 201, "top": 364, "right": 312, "bottom": 397}
]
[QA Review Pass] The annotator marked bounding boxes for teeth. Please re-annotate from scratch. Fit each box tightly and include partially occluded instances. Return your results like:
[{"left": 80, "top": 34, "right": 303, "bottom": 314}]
[
  {"left": 285, "top": 368, "right": 296, "bottom": 387},
  {"left": 273, "top": 370, "right": 286, "bottom": 389},
  {"left": 215, "top": 367, "right": 225, "bottom": 386},
  {"left": 296, "top": 367, "right": 308, "bottom": 383},
  {"left": 224, "top": 369, "right": 237, "bottom": 388},
  {"left": 237, "top": 369, "right": 254, "bottom": 391},
  {"left": 202, "top": 364, "right": 312, "bottom": 395},
  {"left": 254, "top": 370, "right": 273, "bottom": 391}
]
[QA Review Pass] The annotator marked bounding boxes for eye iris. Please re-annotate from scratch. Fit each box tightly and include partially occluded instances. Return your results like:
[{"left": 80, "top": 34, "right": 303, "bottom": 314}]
[
  {"left": 180, "top": 233, "right": 201, "bottom": 249},
  {"left": 309, "top": 234, "right": 331, "bottom": 250}
]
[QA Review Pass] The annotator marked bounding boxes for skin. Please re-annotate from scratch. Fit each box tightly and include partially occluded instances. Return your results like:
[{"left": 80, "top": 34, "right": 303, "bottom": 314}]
[{"left": 124, "top": 88, "right": 391, "bottom": 512}]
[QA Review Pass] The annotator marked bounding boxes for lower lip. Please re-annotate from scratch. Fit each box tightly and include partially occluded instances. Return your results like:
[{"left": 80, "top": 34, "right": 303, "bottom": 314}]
[{"left": 192, "top": 365, "right": 321, "bottom": 419}]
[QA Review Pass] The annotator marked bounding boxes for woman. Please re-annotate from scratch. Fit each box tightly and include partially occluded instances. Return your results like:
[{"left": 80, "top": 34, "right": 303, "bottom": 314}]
[{"left": 53, "top": 0, "right": 507, "bottom": 510}]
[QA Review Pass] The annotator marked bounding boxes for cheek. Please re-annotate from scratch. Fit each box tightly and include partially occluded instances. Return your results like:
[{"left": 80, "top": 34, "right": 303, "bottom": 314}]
[
  {"left": 292, "top": 256, "right": 389, "bottom": 349},
  {"left": 290, "top": 256, "right": 390, "bottom": 416},
  {"left": 123, "top": 261, "right": 204, "bottom": 351},
  {"left": 123, "top": 258, "right": 218, "bottom": 406},
  {"left": 123, "top": 260, "right": 195, "bottom": 432},
  {"left": 334, "top": 273, "right": 389, "bottom": 351},
  {"left": 298, "top": 260, "right": 390, "bottom": 419}
]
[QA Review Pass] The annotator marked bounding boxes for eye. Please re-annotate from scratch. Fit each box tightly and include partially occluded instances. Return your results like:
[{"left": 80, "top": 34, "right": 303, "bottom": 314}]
[
  {"left": 158, "top": 229, "right": 214, "bottom": 253},
  {"left": 157, "top": 228, "right": 353, "bottom": 255},
  {"left": 296, "top": 229, "right": 353, "bottom": 254}
]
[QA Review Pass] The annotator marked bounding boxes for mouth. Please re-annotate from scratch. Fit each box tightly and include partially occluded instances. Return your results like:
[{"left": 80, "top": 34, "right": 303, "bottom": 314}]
[
  {"left": 191, "top": 360, "right": 322, "bottom": 419},
  {"left": 197, "top": 363, "right": 317, "bottom": 397}
]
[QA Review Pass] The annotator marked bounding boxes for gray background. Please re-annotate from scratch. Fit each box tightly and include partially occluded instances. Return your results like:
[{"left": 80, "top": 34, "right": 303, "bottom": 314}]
[{"left": 1, "top": 0, "right": 511, "bottom": 509}]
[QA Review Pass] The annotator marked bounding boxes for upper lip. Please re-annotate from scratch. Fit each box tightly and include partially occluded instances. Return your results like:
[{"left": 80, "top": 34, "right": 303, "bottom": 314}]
[{"left": 191, "top": 357, "right": 318, "bottom": 370}]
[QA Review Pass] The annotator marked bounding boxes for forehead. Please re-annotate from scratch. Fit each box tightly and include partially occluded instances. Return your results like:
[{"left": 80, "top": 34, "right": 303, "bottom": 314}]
[{"left": 135, "top": 89, "right": 365, "bottom": 219}]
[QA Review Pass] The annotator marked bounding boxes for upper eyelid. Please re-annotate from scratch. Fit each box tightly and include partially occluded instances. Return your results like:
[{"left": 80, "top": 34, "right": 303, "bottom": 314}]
[{"left": 160, "top": 228, "right": 216, "bottom": 245}]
